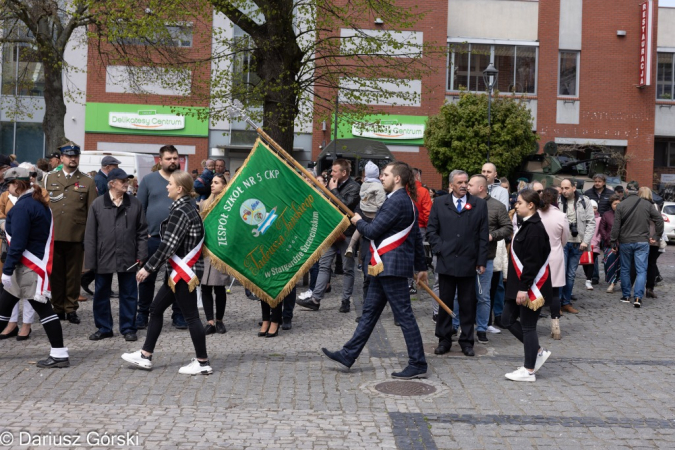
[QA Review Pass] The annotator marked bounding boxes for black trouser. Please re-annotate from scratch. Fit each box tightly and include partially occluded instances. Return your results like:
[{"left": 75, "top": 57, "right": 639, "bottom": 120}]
[
  {"left": 646, "top": 246, "right": 662, "bottom": 290},
  {"left": 137, "top": 236, "right": 183, "bottom": 321},
  {"left": 549, "top": 291, "right": 561, "bottom": 319},
  {"left": 489, "top": 270, "right": 500, "bottom": 326},
  {"left": 501, "top": 297, "right": 540, "bottom": 370},
  {"left": 435, "top": 274, "right": 476, "bottom": 349},
  {"left": 0, "top": 290, "right": 64, "bottom": 349},
  {"left": 261, "top": 301, "right": 282, "bottom": 323},
  {"left": 201, "top": 285, "right": 226, "bottom": 322},
  {"left": 142, "top": 280, "right": 207, "bottom": 359},
  {"left": 282, "top": 287, "right": 296, "bottom": 321}
]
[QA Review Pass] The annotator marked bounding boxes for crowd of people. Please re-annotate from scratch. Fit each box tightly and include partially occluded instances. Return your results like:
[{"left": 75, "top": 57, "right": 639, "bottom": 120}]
[{"left": 0, "top": 145, "right": 667, "bottom": 381}]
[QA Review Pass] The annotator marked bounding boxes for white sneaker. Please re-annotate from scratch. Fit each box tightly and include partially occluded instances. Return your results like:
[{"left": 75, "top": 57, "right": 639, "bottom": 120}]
[
  {"left": 534, "top": 349, "right": 551, "bottom": 373},
  {"left": 585, "top": 280, "right": 594, "bottom": 290},
  {"left": 505, "top": 367, "right": 536, "bottom": 382},
  {"left": 121, "top": 350, "right": 153, "bottom": 370},
  {"left": 486, "top": 325, "right": 501, "bottom": 334},
  {"left": 298, "top": 289, "right": 313, "bottom": 301},
  {"left": 179, "top": 358, "right": 213, "bottom": 375}
]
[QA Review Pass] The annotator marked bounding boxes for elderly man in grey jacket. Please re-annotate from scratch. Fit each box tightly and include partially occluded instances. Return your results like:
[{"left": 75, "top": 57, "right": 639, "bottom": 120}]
[
  {"left": 557, "top": 178, "right": 596, "bottom": 314},
  {"left": 84, "top": 168, "right": 148, "bottom": 342}
]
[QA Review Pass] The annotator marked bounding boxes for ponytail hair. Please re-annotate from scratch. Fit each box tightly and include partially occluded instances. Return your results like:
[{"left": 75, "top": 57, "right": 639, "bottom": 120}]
[{"left": 387, "top": 161, "right": 417, "bottom": 202}]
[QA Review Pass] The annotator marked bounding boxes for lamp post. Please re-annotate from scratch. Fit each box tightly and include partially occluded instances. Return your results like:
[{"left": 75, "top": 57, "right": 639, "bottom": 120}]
[{"left": 482, "top": 63, "right": 499, "bottom": 162}]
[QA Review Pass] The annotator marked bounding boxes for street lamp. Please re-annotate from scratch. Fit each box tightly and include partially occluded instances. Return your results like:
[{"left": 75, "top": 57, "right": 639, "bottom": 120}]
[{"left": 482, "top": 63, "right": 499, "bottom": 162}]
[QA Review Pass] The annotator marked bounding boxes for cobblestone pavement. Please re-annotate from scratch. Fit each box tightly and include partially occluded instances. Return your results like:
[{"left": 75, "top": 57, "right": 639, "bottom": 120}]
[{"left": 1, "top": 251, "right": 675, "bottom": 449}]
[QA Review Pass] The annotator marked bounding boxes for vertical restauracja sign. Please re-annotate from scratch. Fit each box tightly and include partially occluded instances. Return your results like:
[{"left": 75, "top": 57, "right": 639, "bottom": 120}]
[{"left": 639, "top": 0, "right": 653, "bottom": 87}]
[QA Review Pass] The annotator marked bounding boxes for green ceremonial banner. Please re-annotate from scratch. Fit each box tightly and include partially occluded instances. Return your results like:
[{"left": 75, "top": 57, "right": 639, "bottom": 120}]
[{"left": 202, "top": 139, "right": 350, "bottom": 307}]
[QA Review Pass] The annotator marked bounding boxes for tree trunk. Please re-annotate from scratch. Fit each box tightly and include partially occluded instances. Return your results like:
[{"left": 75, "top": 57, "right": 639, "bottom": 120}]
[{"left": 41, "top": 60, "right": 67, "bottom": 153}]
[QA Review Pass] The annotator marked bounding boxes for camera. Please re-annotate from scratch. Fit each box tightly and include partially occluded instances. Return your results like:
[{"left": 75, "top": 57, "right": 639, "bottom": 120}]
[{"left": 569, "top": 222, "right": 578, "bottom": 238}]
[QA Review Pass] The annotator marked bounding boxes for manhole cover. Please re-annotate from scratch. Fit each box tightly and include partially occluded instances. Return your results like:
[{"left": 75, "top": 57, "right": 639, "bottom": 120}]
[
  {"left": 423, "top": 343, "right": 488, "bottom": 356},
  {"left": 374, "top": 381, "right": 437, "bottom": 396}
]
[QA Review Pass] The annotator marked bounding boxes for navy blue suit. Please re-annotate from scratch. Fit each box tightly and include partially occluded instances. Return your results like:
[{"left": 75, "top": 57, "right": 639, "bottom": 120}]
[
  {"left": 339, "top": 188, "right": 428, "bottom": 370},
  {"left": 427, "top": 192, "right": 489, "bottom": 350}
]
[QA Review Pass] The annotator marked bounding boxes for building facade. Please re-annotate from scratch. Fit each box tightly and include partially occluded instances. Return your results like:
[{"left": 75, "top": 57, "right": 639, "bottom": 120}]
[{"left": 2, "top": 1, "right": 675, "bottom": 189}]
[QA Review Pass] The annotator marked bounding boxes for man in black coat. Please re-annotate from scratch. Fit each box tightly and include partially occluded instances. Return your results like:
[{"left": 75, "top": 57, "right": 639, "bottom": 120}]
[
  {"left": 584, "top": 174, "right": 614, "bottom": 216},
  {"left": 297, "top": 159, "right": 360, "bottom": 313},
  {"left": 426, "top": 170, "right": 489, "bottom": 356}
]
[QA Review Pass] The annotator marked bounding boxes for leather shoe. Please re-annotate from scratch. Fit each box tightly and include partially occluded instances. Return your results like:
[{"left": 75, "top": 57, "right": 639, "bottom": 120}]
[
  {"left": 37, "top": 356, "right": 70, "bottom": 368},
  {"left": 296, "top": 298, "right": 320, "bottom": 311},
  {"left": 110, "top": 290, "right": 119, "bottom": 298},
  {"left": 0, "top": 327, "right": 19, "bottom": 340},
  {"left": 434, "top": 343, "right": 451, "bottom": 355},
  {"left": 462, "top": 347, "right": 475, "bottom": 357},
  {"left": 89, "top": 330, "right": 113, "bottom": 340},
  {"left": 136, "top": 315, "right": 148, "bottom": 330},
  {"left": 172, "top": 316, "right": 188, "bottom": 329},
  {"left": 281, "top": 319, "right": 292, "bottom": 330},
  {"left": 124, "top": 333, "right": 138, "bottom": 342},
  {"left": 16, "top": 329, "right": 31, "bottom": 341},
  {"left": 561, "top": 304, "right": 579, "bottom": 314},
  {"left": 67, "top": 312, "right": 81, "bottom": 324},
  {"left": 215, "top": 321, "right": 227, "bottom": 334},
  {"left": 204, "top": 324, "right": 216, "bottom": 335},
  {"left": 339, "top": 301, "right": 350, "bottom": 313},
  {"left": 321, "top": 348, "right": 352, "bottom": 370},
  {"left": 391, "top": 365, "right": 428, "bottom": 379}
]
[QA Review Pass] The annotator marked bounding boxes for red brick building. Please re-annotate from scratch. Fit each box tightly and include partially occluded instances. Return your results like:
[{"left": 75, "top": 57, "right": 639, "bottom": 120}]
[{"left": 313, "top": 0, "right": 674, "bottom": 190}]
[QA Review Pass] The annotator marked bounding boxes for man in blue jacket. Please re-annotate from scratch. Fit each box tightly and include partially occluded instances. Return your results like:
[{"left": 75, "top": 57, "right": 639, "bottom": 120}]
[{"left": 322, "top": 162, "right": 428, "bottom": 380}]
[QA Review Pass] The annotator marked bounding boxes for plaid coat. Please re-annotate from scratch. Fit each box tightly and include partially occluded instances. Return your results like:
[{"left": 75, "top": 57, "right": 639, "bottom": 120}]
[
  {"left": 355, "top": 188, "right": 427, "bottom": 278},
  {"left": 144, "top": 195, "right": 204, "bottom": 280}
]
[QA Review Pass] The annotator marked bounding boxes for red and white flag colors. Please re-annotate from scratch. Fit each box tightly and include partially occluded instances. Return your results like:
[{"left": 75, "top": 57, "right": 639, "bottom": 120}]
[
  {"left": 168, "top": 237, "right": 204, "bottom": 292},
  {"left": 509, "top": 225, "right": 550, "bottom": 311},
  {"left": 368, "top": 199, "right": 416, "bottom": 276},
  {"left": 6, "top": 214, "right": 55, "bottom": 303}
]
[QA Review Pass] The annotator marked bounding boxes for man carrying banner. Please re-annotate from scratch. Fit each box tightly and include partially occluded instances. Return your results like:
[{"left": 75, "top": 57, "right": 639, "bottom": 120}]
[
  {"left": 297, "top": 159, "right": 360, "bottom": 313},
  {"left": 322, "top": 161, "right": 429, "bottom": 379}
]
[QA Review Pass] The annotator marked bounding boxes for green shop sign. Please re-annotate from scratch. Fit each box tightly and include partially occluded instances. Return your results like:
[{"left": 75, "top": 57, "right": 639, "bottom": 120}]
[
  {"left": 336, "top": 114, "right": 427, "bottom": 145},
  {"left": 85, "top": 103, "right": 208, "bottom": 137}
]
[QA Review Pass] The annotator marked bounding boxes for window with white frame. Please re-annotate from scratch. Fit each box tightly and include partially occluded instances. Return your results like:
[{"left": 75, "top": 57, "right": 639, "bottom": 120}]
[
  {"left": 447, "top": 43, "right": 537, "bottom": 94},
  {"left": 558, "top": 51, "right": 579, "bottom": 96},
  {"left": 657, "top": 52, "right": 674, "bottom": 100},
  {"left": 117, "top": 23, "right": 193, "bottom": 48}
]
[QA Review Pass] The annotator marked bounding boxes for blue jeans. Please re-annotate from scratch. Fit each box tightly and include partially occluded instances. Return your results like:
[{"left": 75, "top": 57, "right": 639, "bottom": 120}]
[
  {"left": 93, "top": 272, "right": 138, "bottom": 335},
  {"left": 452, "top": 261, "right": 493, "bottom": 332},
  {"left": 619, "top": 242, "right": 649, "bottom": 299},
  {"left": 561, "top": 242, "right": 582, "bottom": 305},
  {"left": 137, "top": 236, "right": 183, "bottom": 321}
]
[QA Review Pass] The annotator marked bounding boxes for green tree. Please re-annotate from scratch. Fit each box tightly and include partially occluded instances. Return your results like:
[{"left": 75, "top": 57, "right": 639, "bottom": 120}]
[
  {"left": 425, "top": 91, "right": 537, "bottom": 180},
  {"left": 94, "top": 0, "right": 444, "bottom": 154},
  {"left": 1, "top": 0, "right": 94, "bottom": 151}
]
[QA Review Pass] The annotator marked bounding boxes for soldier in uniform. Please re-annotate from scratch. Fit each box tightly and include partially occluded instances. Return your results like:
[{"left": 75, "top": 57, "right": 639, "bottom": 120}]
[{"left": 43, "top": 142, "right": 97, "bottom": 323}]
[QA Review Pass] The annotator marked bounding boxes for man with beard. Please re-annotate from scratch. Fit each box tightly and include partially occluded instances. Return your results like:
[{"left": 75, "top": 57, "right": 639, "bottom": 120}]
[
  {"left": 43, "top": 142, "right": 97, "bottom": 324},
  {"left": 135, "top": 145, "right": 187, "bottom": 329}
]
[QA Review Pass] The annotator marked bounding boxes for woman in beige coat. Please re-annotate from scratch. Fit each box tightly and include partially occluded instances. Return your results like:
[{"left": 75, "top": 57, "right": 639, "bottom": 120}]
[
  {"left": 537, "top": 188, "right": 568, "bottom": 340},
  {"left": 199, "top": 174, "right": 230, "bottom": 335}
]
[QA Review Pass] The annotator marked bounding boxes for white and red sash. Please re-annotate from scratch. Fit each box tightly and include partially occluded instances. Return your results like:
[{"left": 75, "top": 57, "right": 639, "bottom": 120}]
[
  {"left": 368, "top": 199, "right": 416, "bottom": 276},
  {"left": 6, "top": 214, "right": 55, "bottom": 303},
  {"left": 168, "top": 237, "right": 204, "bottom": 291},
  {"left": 509, "top": 224, "right": 549, "bottom": 310}
]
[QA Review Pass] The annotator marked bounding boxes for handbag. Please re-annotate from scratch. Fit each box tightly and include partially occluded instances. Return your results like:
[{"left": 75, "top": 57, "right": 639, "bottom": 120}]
[{"left": 579, "top": 245, "right": 594, "bottom": 265}]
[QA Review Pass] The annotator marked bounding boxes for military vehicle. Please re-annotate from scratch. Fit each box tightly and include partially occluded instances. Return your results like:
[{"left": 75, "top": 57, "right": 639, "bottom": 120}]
[
  {"left": 514, "top": 141, "right": 626, "bottom": 191},
  {"left": 313, "top": 138, "right": 395, "bottom": 179}
]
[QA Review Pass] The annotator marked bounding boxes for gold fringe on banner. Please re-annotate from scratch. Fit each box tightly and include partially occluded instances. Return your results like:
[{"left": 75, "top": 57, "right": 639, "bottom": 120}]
[
  {"left": 524, "top": 296, "right": 545, "bottom": 311},
  {"left": 203, "top": 215, "right": 350, "bottom": 308},
  {"left": 200, "top": 137, "right": 354, "bottom": 308}
]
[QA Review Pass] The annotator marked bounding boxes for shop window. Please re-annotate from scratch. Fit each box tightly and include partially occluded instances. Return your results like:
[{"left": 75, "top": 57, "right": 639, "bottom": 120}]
[
  {"left": 0, "top": 121, "right": 44, "bottom": 160},
  {"left": 657, "top": 52, "right": 674, "bottom": 100},
  {"left": 558, "top": 51, "right": 579, "bottom": 96},
  {"left": 1, "top": 22, "right": 44, "bottom": 96},
  {"left": 448, "top": 43, "right": 537, "bottom": 94}
]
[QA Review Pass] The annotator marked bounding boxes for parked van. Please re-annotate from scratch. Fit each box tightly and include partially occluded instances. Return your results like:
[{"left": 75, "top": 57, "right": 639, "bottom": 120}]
[{"left": 79, "top": 151, "right": 157, "bottom": 182}]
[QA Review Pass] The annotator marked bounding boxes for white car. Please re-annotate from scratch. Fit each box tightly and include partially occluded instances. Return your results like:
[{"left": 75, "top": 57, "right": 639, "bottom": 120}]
[{"left": 661, "top": 202, "right": 675, "bottom": 241}]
